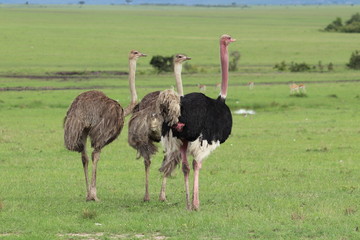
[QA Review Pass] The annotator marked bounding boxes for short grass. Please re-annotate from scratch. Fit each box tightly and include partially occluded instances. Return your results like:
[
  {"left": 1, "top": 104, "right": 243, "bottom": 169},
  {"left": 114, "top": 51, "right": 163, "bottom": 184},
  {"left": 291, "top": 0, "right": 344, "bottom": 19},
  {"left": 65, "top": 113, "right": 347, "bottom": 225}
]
[{"left": 0, "top": 4, "right": 360, "bottom": 240}]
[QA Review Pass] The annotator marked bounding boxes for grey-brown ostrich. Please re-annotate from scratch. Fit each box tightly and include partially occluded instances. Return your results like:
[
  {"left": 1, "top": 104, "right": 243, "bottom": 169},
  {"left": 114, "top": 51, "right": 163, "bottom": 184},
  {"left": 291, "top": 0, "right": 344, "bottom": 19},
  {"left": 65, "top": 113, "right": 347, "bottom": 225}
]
[
  {"left": 128, "top": 54, "right": 191, "bottom": 201},
  {"left": 64, "top": 50, "right": 146, "bottom": 201},
  {"left": 158, "top": 54, "right": 191, "bottom": 201}
]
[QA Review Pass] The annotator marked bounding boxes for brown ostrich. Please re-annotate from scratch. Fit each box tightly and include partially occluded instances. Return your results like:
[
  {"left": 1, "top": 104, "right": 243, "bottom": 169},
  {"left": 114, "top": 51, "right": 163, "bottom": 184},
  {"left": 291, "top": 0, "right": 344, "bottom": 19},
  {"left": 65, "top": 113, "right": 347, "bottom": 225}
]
[
  {"left": 128, "top": 54, "right": 191, "bottom": 201},
  {"left": 63, "top": 50, "right": 146, "bottom": 201}
]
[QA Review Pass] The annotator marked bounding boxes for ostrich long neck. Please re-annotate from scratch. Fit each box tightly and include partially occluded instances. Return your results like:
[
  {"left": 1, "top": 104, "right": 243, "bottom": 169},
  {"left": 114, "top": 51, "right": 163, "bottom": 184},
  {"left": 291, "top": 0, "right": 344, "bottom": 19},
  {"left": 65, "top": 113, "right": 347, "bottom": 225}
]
[
  {"left": 129, "top": 59, "right": 138, "bottom": 103},
  {"left": 174, "top": 63, "right": 184, "bottom": 96},
  {"left": 124, "top": 59, "right": 138, "bottom": 116},
  {"left": 220, "top": 43, "right": 229, "bottom": 99}
]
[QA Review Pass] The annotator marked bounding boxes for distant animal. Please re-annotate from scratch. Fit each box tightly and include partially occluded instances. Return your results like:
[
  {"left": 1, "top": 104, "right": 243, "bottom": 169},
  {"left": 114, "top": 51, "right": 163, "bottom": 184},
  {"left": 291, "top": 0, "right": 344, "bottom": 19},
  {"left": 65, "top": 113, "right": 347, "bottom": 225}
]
[
  {"left": 248, "top": 81, "right": 254, "bottom": 90},
  {"left": 298, "top": 84, "right": 306, "bottom": 93},
  {"left": 128, "top": 54, "right": 191, "bottom": 202},
  {"left": 289, "top": 83, "right": 299, "bottom": 94},
  {"left": 160, "top": 34, "right": 235, "bottom": 210},
  {"left": 63, "top": 50, "right": 146, "bottom": 201},
  {"left": 198, "top": 84, "right": 206, "bottom": 92}
]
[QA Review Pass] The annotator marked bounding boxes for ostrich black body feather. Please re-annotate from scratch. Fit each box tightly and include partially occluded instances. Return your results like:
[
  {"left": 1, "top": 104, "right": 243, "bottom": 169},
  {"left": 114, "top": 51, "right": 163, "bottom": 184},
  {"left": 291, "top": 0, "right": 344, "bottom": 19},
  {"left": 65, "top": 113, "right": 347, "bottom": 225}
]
[{"left": 162, "top": 92, "right": 232, "bottom": 144}]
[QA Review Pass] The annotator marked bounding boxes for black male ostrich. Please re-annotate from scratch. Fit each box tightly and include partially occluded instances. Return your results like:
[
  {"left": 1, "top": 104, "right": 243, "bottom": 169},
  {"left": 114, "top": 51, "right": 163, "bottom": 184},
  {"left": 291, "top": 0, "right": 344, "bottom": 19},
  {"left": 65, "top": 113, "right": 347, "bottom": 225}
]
[
  {"left": 161, "top": 35, "right": 236, "bottom": 210},
  {"left": 64, "top": 50, "right": 146, "bottom": 201},
  {"left": 128, "top": 54, "right": 191, "bottom": 201}
]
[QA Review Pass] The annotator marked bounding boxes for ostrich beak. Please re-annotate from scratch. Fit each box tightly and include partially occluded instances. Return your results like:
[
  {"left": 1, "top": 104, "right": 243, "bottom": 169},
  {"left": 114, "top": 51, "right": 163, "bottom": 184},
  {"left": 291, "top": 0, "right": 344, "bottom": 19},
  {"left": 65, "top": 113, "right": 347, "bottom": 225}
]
[
  {"left": 186, "top": 57, "right": 192, "bottom": 60},
  {"left": 230, "top": 38, "right": 236, "bottom": 42},
  {"left": 141, "top": 53, "right": 147, "bottom": 57}
]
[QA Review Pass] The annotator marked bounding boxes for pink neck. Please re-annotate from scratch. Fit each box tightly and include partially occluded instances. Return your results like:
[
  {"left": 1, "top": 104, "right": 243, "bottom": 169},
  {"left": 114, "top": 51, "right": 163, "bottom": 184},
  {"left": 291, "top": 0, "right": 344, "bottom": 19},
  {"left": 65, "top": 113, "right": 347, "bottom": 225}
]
[{"left": 220, "top": 43, "right": 228, "bottom": 99}]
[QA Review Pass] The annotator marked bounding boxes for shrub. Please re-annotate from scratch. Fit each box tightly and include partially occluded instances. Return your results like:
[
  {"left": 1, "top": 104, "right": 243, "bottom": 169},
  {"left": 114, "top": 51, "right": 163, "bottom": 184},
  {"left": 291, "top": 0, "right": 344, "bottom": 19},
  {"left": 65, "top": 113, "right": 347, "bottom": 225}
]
[
  {"left": 289, "top": 62, "right": 311, "bottom": 72},
  {"left": 149, "top": 55, "right": 173, "bottom": 73},
  {"left": 274, "top": 61, "right": 287, "bottom": 71},
  {"left": 347, "top": 50, "right": 360, "bottom": 70},
  {"left": 328, "top": 62, "right": 334, "bottom": 71},
  {"left": 229, "top": 51, "right": 241, "bottom": 71},
  {"left": 324, "top": 13, "right": 360, "bottom": 33},
  {"left": 324, "top": 17, "right": 343, "bottom": 32},
  {"left": 274, "top": 61, "right": 333, "bottom": 72},
  {"left": 342, "top": 22, "right": 360, "bottom": 33}
]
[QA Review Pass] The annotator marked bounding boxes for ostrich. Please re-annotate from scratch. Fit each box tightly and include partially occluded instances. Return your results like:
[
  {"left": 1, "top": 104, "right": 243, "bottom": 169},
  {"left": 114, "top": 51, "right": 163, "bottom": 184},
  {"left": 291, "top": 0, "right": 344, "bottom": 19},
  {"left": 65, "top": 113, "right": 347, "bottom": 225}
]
[
  {"left": 128, "top": 54, "right": 191, "bottom": 201},
  {"left": 161, "top": 34, "right": 236, "bottom": 210},
  {"left": 63, "top": 50, "right": 146, "bottom": 201}
]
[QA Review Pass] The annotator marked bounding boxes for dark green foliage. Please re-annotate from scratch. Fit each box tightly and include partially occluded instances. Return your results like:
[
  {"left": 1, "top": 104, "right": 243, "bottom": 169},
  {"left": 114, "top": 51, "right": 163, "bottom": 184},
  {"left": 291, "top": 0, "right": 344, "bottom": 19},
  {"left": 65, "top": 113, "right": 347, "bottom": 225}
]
[
  {"left": 274, "top": 61, "right": 334, "bottom": 72},
  {"left": 347, "top": 50, "right": 360, "bottom": 70},
  {"left": 324, "top": 17, "right": 343, "bottom": 32},
  {"left": 149, "top": 55, "right": 173, "bottom": 73},
  {"left": 345, "top": 12, "right": 360, "bottom": 25},
  {"left": 324, "top": 13, "right": 360, "bottom": 33},
  {"left": 289, "top": 62, "right": 311, "bottom": 72},
  {"left": 328, "top": 62, "right": 334, "bottom": 71},
  {"left": 274, "top": 61, "right": 287, "bottom": 71},
  {"left": 229, "top": 50, "right": 241, "bottom": 71}
]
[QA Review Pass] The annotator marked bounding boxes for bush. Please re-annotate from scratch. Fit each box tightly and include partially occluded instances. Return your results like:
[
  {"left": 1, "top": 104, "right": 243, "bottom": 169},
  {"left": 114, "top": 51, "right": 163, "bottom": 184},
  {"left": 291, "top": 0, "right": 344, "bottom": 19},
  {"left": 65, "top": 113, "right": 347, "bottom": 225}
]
[
  {"left": 347, "top": 50, "right": 360, "bottom": 70},
  {"left": 274, "top": 61, "right": 333, "bottom": 72},
  {"left": 342, "top": 22, "right": 360, "bottom": 33},
  {"left": 289, "top": 62, "right": 311, "bottom": 72},
  {"left": 149, "top": 55, "right": 173, "bottom": 73},
  {"left": 274, "top": 61, "right": 287, "bottom": 71},
  {"left": 324, "top": 17, "right": 343, "bottom": 32},
  {"left": 229, "top": 51, "right": 241, "bottom": 71},
  {"left": 324, "top": 13, "right": 360, "bottom": 33}
]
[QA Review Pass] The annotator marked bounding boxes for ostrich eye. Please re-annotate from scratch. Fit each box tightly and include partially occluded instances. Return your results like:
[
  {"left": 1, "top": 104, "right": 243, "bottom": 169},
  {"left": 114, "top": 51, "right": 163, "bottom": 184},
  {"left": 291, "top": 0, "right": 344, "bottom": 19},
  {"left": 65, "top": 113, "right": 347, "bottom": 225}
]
[
  {"left": 179, "top": 56, "right": 182, "bottom": 58},
  {"left": 134, "top": 51, "right": 138, "bottom": 54}
]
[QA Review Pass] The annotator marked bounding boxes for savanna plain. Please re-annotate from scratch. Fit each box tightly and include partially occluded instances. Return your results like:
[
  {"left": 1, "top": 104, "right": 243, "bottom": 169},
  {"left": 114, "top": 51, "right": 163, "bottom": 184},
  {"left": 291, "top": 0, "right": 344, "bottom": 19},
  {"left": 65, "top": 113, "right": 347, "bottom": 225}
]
[{"left": 0, "top": 4, "right": 359, "bottom": 240}]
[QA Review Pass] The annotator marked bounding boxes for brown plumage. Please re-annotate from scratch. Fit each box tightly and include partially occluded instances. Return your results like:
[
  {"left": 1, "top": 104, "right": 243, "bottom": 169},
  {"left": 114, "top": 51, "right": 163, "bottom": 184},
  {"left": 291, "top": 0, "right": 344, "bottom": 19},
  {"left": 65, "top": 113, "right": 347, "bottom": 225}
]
[
  {"left": 128, "top": 54, "right": 191, "bottom": 202},
  {"left": 63, "top": 50, "right": 146, "bottom": 201}
]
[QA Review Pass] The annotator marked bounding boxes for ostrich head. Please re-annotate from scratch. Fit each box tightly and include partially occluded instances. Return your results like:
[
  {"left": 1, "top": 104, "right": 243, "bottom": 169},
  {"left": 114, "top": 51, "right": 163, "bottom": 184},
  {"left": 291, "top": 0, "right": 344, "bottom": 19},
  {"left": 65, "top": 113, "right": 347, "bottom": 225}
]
[
  {"left": 174, "top": 54, "right": 191, "bottom": 64},
  {"left": 220, "top": 34, "right": 236, "bottom": 46},
  {"left": 129, "top": 50, "right": 147, "bottom": 60}
]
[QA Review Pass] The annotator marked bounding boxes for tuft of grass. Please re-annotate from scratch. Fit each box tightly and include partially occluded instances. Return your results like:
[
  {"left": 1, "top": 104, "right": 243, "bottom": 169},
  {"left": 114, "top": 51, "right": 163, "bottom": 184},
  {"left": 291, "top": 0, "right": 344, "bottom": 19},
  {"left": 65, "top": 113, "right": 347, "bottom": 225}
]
[
  {"left": 328, "top": 94, "right": 338, "bottom": 98},
  {"left": 0, "top": 200, "right": 3, "bottom": 210},
  {"left": 291, "top": 212, "right": 305, "bottom": 221},
  {"left": 306, "top": 146, "right": 329, "bottom": 152},
  {"left": 344, "top": 207, "right": 357, "bottom": 216},
  {"left": 82, "top": 209, "right": 97, "bottom": 219}
]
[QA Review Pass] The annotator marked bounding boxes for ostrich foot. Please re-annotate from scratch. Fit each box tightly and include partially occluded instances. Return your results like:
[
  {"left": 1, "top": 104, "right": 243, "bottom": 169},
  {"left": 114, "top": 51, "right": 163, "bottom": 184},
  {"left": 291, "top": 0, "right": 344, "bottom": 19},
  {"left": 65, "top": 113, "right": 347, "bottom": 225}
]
[
  {"left": 86, "top": 195, "right": 99, "bottom": 202},
  {"left": 143, "top": 195, "right": 150, "bottom": 202},
  {"left": 86, "top": 191, "right": 99, "bottom": 202},
  {"left": 159, "top": 193, "right": 166, "bottom": 202},
  {"left": 192, "top": 202, "right": 200, "bottom": 211}
]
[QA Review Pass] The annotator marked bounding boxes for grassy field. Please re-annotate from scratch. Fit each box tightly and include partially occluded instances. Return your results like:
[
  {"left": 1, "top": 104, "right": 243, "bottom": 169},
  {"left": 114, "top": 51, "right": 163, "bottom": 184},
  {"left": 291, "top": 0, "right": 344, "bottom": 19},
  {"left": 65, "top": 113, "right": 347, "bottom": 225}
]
[{"left": 0, "top": 4, "right": 360, "bottom": 240}]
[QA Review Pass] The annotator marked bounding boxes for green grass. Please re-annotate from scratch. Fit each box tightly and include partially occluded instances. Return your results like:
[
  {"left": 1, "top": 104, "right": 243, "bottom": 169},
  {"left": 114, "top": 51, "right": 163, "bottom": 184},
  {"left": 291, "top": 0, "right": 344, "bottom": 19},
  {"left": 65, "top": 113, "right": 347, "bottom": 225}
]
[{"left": 0, "top": 4, "right": 360, "bottom": 240}]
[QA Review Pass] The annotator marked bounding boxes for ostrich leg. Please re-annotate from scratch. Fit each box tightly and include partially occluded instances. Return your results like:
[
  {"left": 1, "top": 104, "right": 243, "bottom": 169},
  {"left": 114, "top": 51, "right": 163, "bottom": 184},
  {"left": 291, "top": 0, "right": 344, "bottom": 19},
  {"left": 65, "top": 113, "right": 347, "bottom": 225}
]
[
  {"left": 192, "top": 160, "right": 202, "bottom": 211},
  {"left": 159, "top": 172, "right": 167, "bottom": 201},
  {"left": 81, "top": 149, "right": 90, "bottom": 200},
  {"left": 144, "top": 157, "right": 151, "bottom": 201},
  {"left": 180, "top": 141, "right": 191, "bottom": 210},
  {"left": 88, "top": 150, "right": 100, "bottom": 201}
]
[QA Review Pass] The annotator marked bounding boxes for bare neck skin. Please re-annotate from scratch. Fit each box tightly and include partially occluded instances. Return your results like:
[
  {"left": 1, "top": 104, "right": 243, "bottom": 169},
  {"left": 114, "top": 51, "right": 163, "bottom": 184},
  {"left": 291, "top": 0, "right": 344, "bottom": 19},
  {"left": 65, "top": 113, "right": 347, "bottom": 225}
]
[
  {"left": 220, "top": 43, "right": 229, "bottom": 100},
  {"left": 174, "top": 63, "right": 184, "bottom": 96},
  {"left": 128, "top": 59, "right": 138, "bottom": 104}
]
